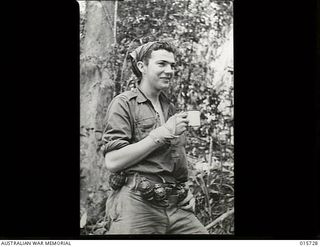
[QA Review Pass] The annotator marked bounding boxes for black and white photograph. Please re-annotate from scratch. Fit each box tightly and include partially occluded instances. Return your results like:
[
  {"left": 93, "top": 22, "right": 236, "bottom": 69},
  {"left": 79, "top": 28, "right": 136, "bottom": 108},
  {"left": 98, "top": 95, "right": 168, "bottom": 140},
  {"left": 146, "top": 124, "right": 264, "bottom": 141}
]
[
  {"left": 1, "top": 0, "right": 319, "bottom": 243},
  {"left": 79, "top": 0, "right": 233, "bottom": 235}
]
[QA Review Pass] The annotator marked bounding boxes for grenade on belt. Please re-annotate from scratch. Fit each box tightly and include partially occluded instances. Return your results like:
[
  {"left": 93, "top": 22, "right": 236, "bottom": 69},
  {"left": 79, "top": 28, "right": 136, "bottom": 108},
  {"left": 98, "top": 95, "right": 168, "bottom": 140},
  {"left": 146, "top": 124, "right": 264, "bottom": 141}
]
[
  {"left": 176, "top": 184, "right": 188, "bottom": 202},
  {"left": 138, "top": 178, "right": 154, "bottom": 201},
  {"left": 109, "top": 171, "right": 127, "bottom": 190},
  {"left": 153, "top": 184, "right": 167, "bottom": 201}
]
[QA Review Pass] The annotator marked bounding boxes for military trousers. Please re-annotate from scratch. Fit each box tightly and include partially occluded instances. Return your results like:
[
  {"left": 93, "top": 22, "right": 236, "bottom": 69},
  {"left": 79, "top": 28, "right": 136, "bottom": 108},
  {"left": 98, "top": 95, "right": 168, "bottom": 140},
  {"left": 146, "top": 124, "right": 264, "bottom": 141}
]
[{"left": 105, "top": 184, "right": 208, "bottom": 234}]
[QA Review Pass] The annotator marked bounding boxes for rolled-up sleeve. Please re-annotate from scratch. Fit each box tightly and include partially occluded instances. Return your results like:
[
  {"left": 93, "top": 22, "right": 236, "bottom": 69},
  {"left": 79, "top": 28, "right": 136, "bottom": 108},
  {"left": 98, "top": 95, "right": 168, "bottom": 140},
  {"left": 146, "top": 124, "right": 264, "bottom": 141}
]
[{"left": 102, "top": 95, "right": 133, "bottom": 156}]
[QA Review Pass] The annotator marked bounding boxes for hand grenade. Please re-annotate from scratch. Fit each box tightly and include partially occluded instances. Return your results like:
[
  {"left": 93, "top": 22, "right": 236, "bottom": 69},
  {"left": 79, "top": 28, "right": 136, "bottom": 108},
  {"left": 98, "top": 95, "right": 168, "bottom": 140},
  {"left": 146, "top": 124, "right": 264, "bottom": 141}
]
[
  {"left": 138, "top": 178, "right": 154, "bottom": 201},
  {"left": 176, "top": 184, "right": 188, "bottom": 202},
  {"left": 109, "top": 172, "right": 127, "bottom": 190},
  {"left": 153, "top": 184, "right": 167, "bottom": 202}
]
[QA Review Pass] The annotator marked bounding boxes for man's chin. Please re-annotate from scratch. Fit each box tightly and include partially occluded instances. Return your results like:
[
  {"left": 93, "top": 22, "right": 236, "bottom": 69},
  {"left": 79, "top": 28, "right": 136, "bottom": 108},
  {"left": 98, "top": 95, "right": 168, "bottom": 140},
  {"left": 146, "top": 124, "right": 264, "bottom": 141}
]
[{"left": 160, "top": 83, "right": 170, "bottom": 91}]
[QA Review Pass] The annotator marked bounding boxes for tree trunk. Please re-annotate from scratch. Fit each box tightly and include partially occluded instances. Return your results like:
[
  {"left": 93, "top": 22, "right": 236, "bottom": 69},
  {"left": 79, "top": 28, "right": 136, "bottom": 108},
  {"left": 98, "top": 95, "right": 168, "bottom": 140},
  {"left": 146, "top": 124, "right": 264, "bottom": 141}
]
[{"left": 80, "top": 1, "right": 115, "bottom": 229}]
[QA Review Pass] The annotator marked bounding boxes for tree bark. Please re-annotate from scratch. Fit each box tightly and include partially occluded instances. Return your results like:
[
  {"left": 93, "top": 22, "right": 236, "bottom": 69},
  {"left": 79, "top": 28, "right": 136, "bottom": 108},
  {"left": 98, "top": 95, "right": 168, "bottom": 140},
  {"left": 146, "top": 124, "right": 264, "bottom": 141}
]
[{"left": 80, "top": 1, "right": 115, "bottom": 228}]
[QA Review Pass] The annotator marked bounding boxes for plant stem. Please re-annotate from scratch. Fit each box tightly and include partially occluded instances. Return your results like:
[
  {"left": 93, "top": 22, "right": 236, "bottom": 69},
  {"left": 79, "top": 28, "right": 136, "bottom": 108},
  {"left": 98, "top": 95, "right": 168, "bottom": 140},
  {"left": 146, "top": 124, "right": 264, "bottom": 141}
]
[
  {"left": 199, "top": 171, "right": 212, "bottom": 220},
  {"left": 205, "top": 208, "right": 234, "bottom": 230}
]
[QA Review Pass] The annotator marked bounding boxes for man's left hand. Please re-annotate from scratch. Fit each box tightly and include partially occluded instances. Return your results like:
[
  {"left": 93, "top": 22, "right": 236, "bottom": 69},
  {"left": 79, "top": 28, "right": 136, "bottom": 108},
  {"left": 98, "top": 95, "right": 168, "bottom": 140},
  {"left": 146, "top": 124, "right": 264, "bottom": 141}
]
[{"left": 178, "top": 190, "right": 195, "bottom": 213}]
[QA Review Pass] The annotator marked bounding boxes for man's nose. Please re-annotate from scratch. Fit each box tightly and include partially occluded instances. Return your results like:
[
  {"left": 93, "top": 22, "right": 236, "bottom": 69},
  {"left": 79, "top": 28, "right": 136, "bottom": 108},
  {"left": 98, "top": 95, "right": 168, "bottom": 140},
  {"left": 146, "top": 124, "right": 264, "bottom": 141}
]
[{"left": 164, "top": 64, "right": 174, "bottom": 74}]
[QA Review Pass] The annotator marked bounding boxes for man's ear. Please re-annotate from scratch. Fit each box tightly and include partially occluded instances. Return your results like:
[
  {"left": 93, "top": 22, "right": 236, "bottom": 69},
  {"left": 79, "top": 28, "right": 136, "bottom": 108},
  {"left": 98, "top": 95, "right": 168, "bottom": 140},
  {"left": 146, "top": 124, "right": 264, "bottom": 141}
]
[{"left": 136, "top": 61, "right": 145, "bottom": 75}]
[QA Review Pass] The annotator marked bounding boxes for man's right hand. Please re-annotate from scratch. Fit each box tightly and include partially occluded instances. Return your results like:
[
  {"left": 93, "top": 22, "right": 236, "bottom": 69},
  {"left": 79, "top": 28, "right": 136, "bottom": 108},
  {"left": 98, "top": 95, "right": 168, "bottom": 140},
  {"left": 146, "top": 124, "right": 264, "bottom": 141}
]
[
  {"left": 165, "top": 112, "right": 189, "bottom": 135},
  {"left": 149, "top": 112, "right": 189, "bottom": 144}
]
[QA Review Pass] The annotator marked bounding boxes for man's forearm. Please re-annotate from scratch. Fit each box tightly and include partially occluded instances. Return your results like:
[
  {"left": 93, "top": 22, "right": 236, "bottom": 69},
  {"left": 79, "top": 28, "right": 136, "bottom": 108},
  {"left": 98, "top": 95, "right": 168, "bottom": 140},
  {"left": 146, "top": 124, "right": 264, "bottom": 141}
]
[{"left": 104, "top": 136, "right": 162, "bottom": 172}]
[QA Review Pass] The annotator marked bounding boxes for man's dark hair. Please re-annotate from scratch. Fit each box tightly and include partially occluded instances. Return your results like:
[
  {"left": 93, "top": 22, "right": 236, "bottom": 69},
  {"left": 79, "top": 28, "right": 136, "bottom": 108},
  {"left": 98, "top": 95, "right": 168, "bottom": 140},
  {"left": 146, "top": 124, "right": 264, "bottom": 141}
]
[
  {"left": 142, "top": 41, "right": 176, "bottom": 65},
  {"left": 130, "top": 41, "right": 177, "bottom": 81}
]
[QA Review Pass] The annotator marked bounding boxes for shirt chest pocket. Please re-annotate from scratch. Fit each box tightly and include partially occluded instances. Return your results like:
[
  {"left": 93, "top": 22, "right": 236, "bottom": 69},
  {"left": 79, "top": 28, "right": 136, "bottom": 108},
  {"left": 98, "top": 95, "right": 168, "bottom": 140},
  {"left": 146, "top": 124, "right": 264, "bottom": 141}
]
[{"left": 135, "top": 117, "right": 157, "bottom": 141}]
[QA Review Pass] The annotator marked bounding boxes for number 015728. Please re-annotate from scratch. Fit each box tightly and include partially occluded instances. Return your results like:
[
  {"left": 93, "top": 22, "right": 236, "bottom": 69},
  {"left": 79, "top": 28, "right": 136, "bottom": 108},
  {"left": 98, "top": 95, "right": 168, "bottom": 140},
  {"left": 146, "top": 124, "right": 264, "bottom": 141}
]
[{"left": 299, "top": 241, "right": 319, "bottom": 246}]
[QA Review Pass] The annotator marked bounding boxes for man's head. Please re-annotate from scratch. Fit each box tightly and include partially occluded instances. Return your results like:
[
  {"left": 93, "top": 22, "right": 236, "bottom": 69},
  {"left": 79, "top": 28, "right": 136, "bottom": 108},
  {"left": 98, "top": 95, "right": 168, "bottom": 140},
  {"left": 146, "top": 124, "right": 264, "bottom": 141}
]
[{"left": 130, "top": 41, "right": 177, "bottom": 81}]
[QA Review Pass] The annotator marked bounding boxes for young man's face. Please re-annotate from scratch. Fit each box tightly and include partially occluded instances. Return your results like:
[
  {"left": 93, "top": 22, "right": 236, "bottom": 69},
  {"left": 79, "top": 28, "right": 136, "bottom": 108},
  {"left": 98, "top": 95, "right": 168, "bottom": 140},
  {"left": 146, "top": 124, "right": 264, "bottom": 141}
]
[{"left": 141, "top": 49, "right": 176, "bottom": 91}]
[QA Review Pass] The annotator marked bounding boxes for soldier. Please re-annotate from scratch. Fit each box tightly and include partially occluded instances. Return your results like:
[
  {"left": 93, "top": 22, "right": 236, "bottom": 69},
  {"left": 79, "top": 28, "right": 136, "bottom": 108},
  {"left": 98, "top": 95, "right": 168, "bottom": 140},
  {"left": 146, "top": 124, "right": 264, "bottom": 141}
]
[{"left": 102, "top": 41, "right": 208, "bottom": 234}]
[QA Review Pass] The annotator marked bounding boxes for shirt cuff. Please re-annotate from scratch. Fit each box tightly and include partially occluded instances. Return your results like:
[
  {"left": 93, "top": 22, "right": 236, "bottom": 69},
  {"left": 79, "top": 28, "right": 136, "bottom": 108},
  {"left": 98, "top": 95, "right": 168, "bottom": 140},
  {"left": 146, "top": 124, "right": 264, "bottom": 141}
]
[{"left": 102, "top": 140, "right": 129, "bottom": 157}]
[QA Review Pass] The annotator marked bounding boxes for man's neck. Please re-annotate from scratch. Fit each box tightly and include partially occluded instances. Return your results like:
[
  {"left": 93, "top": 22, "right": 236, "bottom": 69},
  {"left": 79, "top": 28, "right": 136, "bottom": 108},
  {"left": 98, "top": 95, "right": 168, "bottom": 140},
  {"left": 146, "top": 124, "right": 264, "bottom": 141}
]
[{"left": 139, "top": 81, "right": 161, "bottom": 103}]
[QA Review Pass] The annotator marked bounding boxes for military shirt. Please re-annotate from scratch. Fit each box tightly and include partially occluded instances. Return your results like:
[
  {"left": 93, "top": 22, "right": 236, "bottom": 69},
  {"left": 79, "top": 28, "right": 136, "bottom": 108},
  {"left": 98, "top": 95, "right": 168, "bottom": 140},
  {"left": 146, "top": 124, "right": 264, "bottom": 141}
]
[{"left": 102, "top": 87, "right": 188, "bottom": 183}]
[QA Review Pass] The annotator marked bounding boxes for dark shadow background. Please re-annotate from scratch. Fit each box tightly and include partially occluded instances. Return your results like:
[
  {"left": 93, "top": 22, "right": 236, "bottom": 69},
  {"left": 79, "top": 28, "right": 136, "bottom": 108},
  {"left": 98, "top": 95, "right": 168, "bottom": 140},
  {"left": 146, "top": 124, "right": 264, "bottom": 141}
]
[{"left": 2, "top": 0, "right": 319, "bottom": 239}]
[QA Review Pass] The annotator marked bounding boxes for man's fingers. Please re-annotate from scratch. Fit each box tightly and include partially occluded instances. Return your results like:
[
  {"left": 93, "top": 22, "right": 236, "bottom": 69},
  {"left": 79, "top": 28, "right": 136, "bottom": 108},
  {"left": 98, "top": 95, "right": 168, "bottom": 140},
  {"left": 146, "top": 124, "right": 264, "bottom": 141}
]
[
  {"left": 179, "top": 197, "right": 195, "bottom": 213},
  {"left": 176, "top": 122, "right": 189, "bottom": 130},
  {"left": 180, "top": 204, "right": 193, "bottom": 211},
  {"left": 165, "top": 113, "right": 189, "bottom": 135},
  {"left": 178, "top": 192, "right": 193, "bottom": 206},
  {"left": 177, "top": 117, "right": 189, "bottom": 124},
  {"left": 175, "top": 125, "right": 187, "bottom": 134},
  {"left": 176, "top": 112, "right": 188, "bottom": 118}
]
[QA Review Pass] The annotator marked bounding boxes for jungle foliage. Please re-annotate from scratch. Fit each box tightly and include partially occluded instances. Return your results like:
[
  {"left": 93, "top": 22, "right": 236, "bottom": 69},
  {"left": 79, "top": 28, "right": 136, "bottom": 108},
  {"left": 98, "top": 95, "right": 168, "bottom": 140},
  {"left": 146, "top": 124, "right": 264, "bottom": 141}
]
[{"left": 80, "top": 0, "right": 234, "bottom": 235}]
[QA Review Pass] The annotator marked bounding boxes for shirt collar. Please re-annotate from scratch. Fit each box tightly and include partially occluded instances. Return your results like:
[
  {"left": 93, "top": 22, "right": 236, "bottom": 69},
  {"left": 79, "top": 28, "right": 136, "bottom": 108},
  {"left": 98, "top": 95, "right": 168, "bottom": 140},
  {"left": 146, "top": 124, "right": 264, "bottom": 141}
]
[
  {"left": 136, "top": 87, "right": 148, "bottom": 103},
  {"left": 136, "top": 86, "right": 171, "bottom": 105}
]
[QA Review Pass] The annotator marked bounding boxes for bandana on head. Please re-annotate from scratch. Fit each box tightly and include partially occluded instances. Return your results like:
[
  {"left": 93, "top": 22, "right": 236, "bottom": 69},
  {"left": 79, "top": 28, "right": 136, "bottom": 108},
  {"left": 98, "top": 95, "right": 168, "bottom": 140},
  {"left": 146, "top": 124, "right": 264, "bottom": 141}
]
[{"left": 129, "top": 41, "right": 157, "bottom": 78}]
